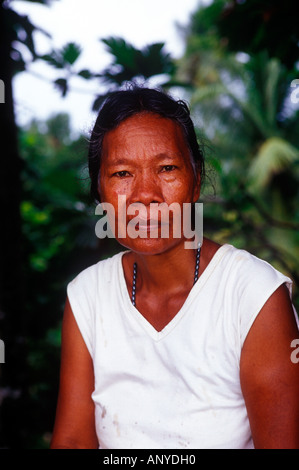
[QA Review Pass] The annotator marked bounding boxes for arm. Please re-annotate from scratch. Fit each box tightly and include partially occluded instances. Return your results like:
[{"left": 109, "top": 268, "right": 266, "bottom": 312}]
[
  {"left": 240, "top": 284, "right": 299, "bottom": 449},
  {"left": 50, "top": 297, "right": 99, "bottom": 449}
]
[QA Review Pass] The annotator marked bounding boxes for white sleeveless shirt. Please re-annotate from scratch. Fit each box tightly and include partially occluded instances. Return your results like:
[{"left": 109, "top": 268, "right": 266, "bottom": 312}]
[{"left": 67, "top": 244, "right": 294, "bottom": 449}]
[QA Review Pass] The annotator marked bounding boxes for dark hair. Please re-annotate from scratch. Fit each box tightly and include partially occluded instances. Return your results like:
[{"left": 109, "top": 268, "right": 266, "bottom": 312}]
[{"left": 88, "top": 86, "right": 205, "bottom": 203}]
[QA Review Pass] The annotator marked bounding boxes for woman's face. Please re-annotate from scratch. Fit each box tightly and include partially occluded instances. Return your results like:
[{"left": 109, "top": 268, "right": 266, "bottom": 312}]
[{"left": 99, "top": 112, "right": 200, "bottom": 254}]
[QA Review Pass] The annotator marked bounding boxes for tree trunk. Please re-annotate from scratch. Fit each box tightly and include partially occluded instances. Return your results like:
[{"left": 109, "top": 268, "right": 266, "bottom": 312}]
[{"left": 0, "top": 2, "right": 26, "bottom": 448}]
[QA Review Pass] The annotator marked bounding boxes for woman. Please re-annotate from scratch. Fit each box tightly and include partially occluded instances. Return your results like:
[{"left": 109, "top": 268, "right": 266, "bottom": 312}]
[{"left": 51, "top": 87, "right": 299, "bottom": 449}]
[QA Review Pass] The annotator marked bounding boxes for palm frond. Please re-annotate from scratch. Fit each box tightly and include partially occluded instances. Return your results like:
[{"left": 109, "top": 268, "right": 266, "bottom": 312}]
[{"left": 248, "top": 137, "right": 299, "bottom": 190}]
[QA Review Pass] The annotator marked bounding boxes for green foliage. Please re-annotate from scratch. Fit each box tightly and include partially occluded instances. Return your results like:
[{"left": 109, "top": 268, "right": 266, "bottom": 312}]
[
  {"left": 248, "top": 138, "right": 299, "bottom": 190},
  {"left": 41, "top": 43, "right": 82, "bottom": 69},
  {"left": 217, "top": 0, "right": 299, "bottom": 69},
  {"left": 2, "top": 0, "right": 299, "bottom": 449},
  {"left": 91, "top": 37, "right": 176, "bottom": 110},
  {"left": 19, "top": 114, "right": 99, "bottom": 280},
  {"left": 7, "top": 113, "right": 118, "bottom": 448},
  {"left": 100, "top": 37, "right": 175, "bottom": 83},
  {"left": 2, "top": 0, "right": 51, "bottom": 74},
  {"left": 175, "top": 0, "right": 299, "bottom": 309},
  {"left": 41, "top": 42, "right": 83, "bottom": 96},
  {"left": 33, "top": 33, "right": 177, "bottom": 109}
]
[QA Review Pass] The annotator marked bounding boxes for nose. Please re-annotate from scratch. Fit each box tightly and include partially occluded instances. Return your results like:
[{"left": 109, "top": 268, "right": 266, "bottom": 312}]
[{"left": 130, "top": 172, "right": 163, "bottom": 207}]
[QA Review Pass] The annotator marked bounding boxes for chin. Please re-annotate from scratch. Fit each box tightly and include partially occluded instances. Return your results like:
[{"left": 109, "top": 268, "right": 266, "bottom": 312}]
[{"left": 116, "top": 236, "right": 181, "bottom": 256}]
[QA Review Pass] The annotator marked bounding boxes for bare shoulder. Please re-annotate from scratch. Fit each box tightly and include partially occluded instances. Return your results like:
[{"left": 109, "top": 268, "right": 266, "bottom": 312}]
[
  {"left": 241, "top": 283, "right": 298, "bottom": 365},
  {"left": 50, "top": 298, "right": 98, "bottom": 449},
  {"left": 240, "top": 283, "right": 299, "bottom": 448}
]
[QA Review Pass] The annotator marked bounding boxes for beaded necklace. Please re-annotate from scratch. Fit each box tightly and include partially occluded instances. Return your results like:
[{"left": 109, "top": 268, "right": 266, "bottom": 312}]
[{"left": 131, "top": 243, "right": 202, "bottom": 307}]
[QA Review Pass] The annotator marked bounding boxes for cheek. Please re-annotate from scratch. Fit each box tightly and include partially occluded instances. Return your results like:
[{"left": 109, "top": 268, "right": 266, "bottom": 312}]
[
  {"left": 99, "top": 176, "right": 131, "bottom": 203},
  {"left": 164, "top": 176, "right": 196, "bottom": 204}
]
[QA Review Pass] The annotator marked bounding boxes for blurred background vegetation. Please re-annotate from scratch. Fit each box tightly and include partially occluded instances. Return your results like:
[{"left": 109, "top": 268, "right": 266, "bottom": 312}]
[{"left": 0, "top": 0, "right": 298, "bottom": 448}]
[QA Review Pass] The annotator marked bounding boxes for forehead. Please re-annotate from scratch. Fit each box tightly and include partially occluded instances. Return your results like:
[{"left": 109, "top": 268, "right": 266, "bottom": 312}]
[{"left": 102, "top": 112, "right": 189, "bottom": 157}]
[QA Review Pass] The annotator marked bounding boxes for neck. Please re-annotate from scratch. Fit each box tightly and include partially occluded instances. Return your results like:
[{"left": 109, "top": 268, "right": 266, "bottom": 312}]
[{"left": 131, "top": 241, "right": 201, "bottom": 296}]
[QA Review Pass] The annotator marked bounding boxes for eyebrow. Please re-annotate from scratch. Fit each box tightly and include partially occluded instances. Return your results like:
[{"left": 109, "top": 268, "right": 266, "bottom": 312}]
[
  {"left": 106, "top": 158, "right": 132, "bottom": 167},
  {"left": 106, "top": 153, "right": 181, "bottom": 167}
]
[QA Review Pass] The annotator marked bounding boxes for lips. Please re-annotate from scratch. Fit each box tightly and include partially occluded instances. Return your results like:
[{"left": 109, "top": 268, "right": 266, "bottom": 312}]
[
  {"left": 136, "top": 222, "right": 161, "bottom": 233},
  {"left": 125, "top": 217, "right": 170, "bottom": 235},
  {"left": 137, "top": 219, "right": 160, "bottom": 227}
]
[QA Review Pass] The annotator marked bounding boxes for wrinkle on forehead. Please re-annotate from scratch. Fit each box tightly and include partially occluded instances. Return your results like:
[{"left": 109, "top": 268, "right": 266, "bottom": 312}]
[{"left": 101, "top": 112, "right": 192, "bottom": 167}]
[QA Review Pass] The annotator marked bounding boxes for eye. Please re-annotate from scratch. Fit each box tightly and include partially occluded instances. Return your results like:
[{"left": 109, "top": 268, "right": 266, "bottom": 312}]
[
  {"left": 161, "top": 165, "right": 177, "bottom": 172},
  {"left": 112, "top": 170, "right": 131, "bottom": 178}
]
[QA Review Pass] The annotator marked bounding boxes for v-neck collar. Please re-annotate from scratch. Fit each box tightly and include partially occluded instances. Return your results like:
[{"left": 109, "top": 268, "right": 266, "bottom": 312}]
[{"left": 118, "top": 244, "right": 232, "bottom": 342}]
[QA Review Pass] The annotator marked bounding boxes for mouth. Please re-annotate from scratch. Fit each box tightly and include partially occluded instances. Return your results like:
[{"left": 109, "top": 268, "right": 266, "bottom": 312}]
[
  {"left": 127, "top": 217, "right": 170, "bottom": 235},
  {"left": 136, "top": 220, "right": 162, "bottom": 231}
]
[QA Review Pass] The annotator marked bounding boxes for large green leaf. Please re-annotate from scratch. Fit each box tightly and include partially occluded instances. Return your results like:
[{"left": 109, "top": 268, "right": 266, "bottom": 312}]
[
  {"left": 41, "top": 42, "right": 81, "bottom": 68},
  {"left": 248, "top": 137, "right": 299, "bottom": 190},
  {"left": 99, "top": 36, "right": 174, "bottom": 86},
  {"left": 61, "top": 42, "right": 82, "bottom": 65},
  {"left": 191, "top": 82, "right": 271, "bottom": 138},
  {"left": 101, "top": 37, "right": 138, "bottom": 71}
]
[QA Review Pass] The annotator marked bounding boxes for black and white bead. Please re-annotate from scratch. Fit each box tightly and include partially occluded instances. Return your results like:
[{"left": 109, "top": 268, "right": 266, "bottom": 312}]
[{"left": 131, "top": 242, "right": 202, "bottom": 306}]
